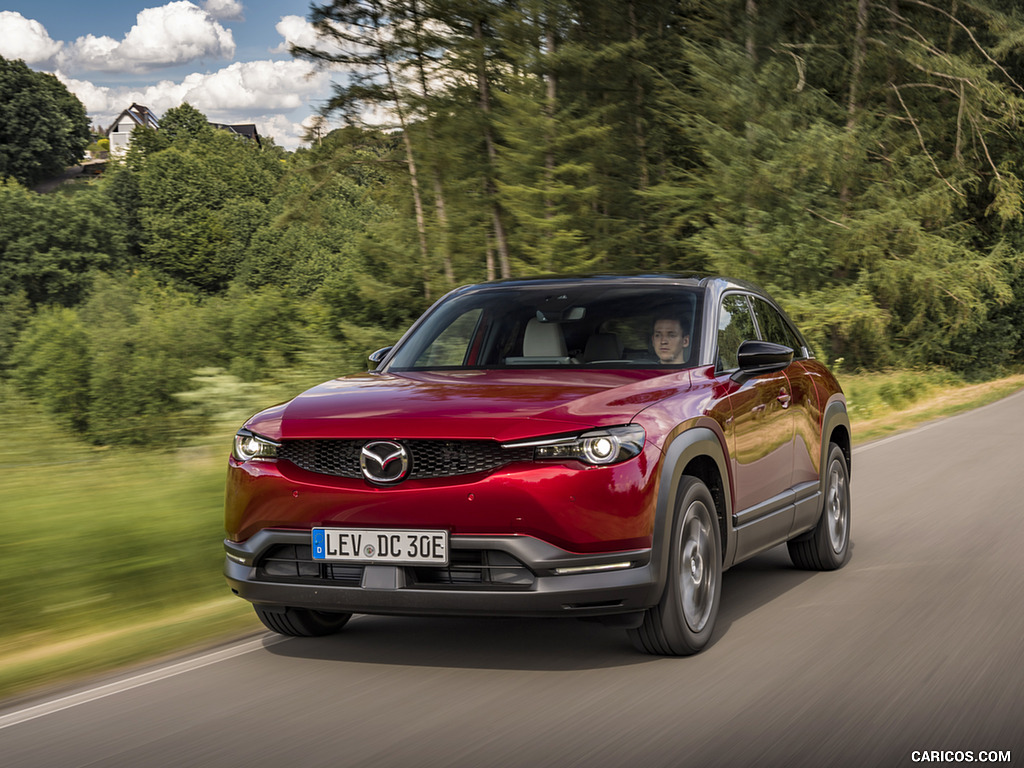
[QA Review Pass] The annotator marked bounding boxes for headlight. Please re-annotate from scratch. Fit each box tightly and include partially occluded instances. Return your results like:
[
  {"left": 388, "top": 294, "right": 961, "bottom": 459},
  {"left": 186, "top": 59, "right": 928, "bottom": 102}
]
[
  {"left": 232, "top": 430, "right": 281, "bottom": 462},
  {"left": 506, "top": 425, "right": 645, "bottom": 466}
]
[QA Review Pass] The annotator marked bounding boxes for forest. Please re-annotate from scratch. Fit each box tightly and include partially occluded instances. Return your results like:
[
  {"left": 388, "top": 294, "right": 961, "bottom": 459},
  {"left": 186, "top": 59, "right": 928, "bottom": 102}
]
[{"left": 3, "top": 0, "right": 1024, "bottom": 448}]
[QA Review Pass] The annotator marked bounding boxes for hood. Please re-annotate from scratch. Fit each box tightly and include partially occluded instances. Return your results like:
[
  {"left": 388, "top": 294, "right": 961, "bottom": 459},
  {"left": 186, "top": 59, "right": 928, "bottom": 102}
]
[{"left": 245, "top": 368, "right": 692, "bottom": 442}]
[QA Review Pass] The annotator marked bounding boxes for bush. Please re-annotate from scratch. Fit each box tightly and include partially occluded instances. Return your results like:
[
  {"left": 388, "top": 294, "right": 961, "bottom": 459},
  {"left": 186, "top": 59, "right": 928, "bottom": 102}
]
[
  {"left": 81, "top": 276, "right": 223, "bottom": 444},
  {"left": 11, "top": 306, "right": 92, "bottom": 432}
]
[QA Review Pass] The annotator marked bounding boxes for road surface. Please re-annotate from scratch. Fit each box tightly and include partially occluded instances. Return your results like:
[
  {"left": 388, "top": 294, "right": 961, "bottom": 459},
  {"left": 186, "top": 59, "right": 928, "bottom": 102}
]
[{"left": 3, "top": 391, "right": 1023, "bottom": 767}]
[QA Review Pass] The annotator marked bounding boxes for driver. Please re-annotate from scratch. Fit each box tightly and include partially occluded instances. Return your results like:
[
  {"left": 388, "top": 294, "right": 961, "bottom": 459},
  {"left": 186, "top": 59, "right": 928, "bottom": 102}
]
[{"left": 652, "top": 317, "right": 690, "bottom": 364}]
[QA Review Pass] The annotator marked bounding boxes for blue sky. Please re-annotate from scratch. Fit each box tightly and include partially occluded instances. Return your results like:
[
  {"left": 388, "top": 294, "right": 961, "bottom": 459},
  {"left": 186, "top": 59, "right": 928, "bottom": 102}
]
[{"left": 0, "top": 1, "right": 341, "bottom": 149}]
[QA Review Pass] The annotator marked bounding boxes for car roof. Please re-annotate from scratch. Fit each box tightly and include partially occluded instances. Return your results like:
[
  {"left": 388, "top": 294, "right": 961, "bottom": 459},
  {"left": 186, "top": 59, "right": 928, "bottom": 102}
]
[{"left": 443, "top": 274, "right": 772, "bottom": 309}]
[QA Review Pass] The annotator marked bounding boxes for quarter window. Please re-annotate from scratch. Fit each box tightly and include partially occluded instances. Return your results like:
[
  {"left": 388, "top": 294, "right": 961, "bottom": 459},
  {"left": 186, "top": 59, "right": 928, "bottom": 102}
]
[
  {"left": 717, "top": 294, "right": 756, "bottom": 371},
  {"left": 751, "top": 298, "right": 804, "bottom": 359}
]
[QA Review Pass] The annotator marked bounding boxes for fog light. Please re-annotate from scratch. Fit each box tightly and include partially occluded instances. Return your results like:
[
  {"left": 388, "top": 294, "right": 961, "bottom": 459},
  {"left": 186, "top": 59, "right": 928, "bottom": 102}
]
[{"left": 554, "top": 562, "right": 632, "bottom": 575}]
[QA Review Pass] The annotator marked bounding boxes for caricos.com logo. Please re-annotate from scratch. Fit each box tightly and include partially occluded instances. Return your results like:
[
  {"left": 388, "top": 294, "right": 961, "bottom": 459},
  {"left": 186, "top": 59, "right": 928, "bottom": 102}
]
[{"left": 911, "top": 751, "right": 1011, "bottom": 763}]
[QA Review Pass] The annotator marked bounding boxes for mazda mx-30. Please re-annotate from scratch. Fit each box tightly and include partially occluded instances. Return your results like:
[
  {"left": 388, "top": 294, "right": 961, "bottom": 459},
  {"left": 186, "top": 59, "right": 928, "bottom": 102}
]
[{"left": 224, "top": 275, "right": 851, "bottom": 654}]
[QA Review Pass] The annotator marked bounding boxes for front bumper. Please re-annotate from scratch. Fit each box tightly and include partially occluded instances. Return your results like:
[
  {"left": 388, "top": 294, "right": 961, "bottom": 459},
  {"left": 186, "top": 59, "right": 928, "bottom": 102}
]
[{"left": 225, "top": 529, "right": 659, "bottom": 619}]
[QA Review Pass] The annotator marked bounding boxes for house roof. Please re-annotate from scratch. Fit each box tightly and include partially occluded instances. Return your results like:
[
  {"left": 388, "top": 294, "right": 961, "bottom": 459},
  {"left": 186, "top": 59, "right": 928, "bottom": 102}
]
[
  {"left": 210, "top": 122, "right": 262, "bottom": 147},
  {"left": 105, "top": 103, "right": 160, "bottom": 135}
]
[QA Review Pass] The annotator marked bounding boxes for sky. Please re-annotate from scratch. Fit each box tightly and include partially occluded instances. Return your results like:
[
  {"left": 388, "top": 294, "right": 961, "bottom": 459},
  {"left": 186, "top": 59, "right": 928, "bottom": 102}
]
[{"left": 0, "top": 0, "right": 344, "bottom": 150}]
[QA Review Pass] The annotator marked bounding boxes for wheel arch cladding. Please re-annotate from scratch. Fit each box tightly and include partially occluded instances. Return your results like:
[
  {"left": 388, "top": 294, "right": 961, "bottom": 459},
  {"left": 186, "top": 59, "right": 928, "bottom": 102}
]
[
  {"left": 651, "top": 427, "right": 733, "bottom": 600},
  {"left": 822, "top": 399, "right": 852, "bottom": 478}
]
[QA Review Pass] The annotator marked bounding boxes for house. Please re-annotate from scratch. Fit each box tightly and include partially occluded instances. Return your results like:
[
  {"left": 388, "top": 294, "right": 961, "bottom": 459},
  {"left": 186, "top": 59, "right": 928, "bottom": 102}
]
[
  {"left": 209, "top": 122, "right": 262, "bottom": 148},
  {"left": 106, "top": 103, "right": 160, "bottom": 155},
  {"left": 105, "top": 104, "right": 263, "bottom": 154}
]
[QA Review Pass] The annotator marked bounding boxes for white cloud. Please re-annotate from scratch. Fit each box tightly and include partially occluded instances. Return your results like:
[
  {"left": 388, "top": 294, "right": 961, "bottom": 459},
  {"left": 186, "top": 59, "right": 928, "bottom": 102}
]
[
  {"left": 273, "top": 14, "right": 360, "bottom": 59},
  {"left": 181, "top": 60, "right": 331, "bottom": 112},
  {"left": 203, "top": 0, "right": 244, "bottom": 21},
  {"left": 273, "top": 15, "right": 317, "bottom": 54},
  {"left": 262, "top": 113, "right": 319, "bottom": 149},
  {"left": 54, "top": 73, "right": 121, "bottom": 122},
  {"left": 61, "top": 1, "right": 235, "bottom": 73},
  {"left": 66, "top": 34, "right": 120, "bottom": 68},
  {"left": 0, "top": 11, "right": 63, "bottom": 66}
]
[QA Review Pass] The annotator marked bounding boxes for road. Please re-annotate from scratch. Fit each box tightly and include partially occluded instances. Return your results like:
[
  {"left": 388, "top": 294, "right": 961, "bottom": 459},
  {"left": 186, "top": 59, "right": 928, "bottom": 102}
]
[{"left": 3, "top": 391, "right": 1023, "bottom": 768}]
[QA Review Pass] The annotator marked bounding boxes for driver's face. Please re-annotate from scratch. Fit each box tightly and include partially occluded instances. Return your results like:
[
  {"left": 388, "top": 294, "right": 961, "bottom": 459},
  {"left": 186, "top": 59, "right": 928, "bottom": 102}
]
[{"left": 653, "top": 319, "right": 689, "bottom": 364}]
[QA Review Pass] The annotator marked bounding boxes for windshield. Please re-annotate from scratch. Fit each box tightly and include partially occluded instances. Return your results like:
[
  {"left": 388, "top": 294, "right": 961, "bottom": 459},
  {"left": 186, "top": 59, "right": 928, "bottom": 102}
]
[{"left": 387, "top": 283, "right": 703, "bottom": 371}]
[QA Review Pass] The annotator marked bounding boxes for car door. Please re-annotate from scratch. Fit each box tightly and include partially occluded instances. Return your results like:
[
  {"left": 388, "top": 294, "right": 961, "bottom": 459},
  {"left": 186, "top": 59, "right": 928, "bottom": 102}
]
[
  {"left": 714, "top": 292, "right": 796, "bottom": 560},
  {"left": 749, "top": 295, "right": 823, "bottom": 535}
]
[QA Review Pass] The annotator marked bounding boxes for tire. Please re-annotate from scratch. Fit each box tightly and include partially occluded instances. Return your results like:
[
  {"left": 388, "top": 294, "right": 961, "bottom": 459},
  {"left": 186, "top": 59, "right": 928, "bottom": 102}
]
[
  {"left": 788, "top": 442, "right": 851, "bottom": 570},
  {"left": 254, "top": 605, "right": 352, "bottom": 637},
  {"left": 629, "top": 476, "right": 722, "bottom": 656}
]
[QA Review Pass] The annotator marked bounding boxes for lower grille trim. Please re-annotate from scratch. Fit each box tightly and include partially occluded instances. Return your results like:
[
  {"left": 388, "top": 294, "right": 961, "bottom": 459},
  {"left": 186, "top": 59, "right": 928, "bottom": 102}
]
[{"left": 254, "top": 544, "right": 536, "bottom": 591}]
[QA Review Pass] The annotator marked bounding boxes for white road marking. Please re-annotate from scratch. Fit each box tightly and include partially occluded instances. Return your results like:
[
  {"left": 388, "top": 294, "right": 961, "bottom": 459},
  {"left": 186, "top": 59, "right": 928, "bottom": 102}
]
[{"left": 0, "top": 634, "right": 286, "bottom": 731}]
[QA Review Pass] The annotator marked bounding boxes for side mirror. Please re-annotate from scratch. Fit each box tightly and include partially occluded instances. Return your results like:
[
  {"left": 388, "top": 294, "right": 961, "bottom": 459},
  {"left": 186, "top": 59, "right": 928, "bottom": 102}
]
[
  {"left": 368, "top": 346, "right": 393, "bottom": 369},
  {"left": 734, "top": 340, "right": 793, "bottom": 380}
]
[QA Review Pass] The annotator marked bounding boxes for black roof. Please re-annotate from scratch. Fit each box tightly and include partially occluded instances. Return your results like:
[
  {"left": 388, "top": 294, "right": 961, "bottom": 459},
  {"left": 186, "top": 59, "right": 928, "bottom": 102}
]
[{"left": 209, "top": 122, "right": 262, "bottom": 146}]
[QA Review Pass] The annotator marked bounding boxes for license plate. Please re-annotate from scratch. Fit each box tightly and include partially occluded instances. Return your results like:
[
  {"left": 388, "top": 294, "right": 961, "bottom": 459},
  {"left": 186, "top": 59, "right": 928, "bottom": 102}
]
[{"left": 312, "top": 528, "right": 449, "bottom": 565}]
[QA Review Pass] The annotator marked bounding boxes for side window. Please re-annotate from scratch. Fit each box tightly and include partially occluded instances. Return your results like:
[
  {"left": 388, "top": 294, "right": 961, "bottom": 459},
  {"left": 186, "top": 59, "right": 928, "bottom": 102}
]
[
  {"left": 751, "top": 298, "right": 804, "bottom": 358},
  {"left": 717, "top": 294, "right": 756, "bottom": 371},
  {"left": 415, "top": 309, "right": 482, "bottom": 367}
]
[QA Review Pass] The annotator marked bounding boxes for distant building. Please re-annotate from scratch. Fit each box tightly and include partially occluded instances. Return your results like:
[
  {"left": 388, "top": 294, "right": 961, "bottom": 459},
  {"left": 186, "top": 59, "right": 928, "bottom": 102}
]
[
  {"left": 104, "top": 104, "right": 262, "bottom": 154},
  {"left": 209, "top": 122, "right": 262, "bottom": 148},
  {"left": 106, "top": 104, "right": 161, "bottom": 155}
]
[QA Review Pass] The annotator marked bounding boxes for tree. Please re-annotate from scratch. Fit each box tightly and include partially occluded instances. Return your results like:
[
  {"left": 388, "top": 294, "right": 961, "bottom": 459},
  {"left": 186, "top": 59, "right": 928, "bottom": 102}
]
[
  {"left": 294, "top": 0, "right": 450, "bottom": 298},
  {"left": 0, "top": 178, "right": 128, "bottom": 306},
  {"left": 133, "top": 120, "right": 283, "bottom": 293},
  {"left": 159, "top": 102, "right": 215, "bottom": 143},
  {"left": 0, "top": 56, "right": 90, "bottom": 186},
  {"left": 488, "top": 1, "right": 600, "bottom": 274},
  {"left": 238, "top": 131, "right": 389, "bottom": 296},
  {"left": 628, "top": 0, "right": 1024, "bottom": 370}
]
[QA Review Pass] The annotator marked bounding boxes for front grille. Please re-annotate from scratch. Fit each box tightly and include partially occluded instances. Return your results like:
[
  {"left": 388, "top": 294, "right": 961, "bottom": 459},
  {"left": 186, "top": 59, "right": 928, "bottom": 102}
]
[
  {"left": 279, "top": 441, "right": 362, "bottom": 479},
  {"left": 277, "top": 439, "right": 533, "bottom": 480},
  {"left": 254, "top": 544, "right": 535, "bottom": 590}
]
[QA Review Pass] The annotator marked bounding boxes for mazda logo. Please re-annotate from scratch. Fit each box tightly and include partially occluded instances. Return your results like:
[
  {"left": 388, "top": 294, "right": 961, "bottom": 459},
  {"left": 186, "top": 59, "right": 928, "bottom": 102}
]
[{"left": 360, "top": 441, "right": 410, "bottom": 485}]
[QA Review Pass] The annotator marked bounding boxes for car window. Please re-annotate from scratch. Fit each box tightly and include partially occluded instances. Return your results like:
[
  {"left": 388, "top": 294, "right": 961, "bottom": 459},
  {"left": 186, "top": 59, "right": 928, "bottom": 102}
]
[
  {"left": 387, "top": 284, "right": 703, "bottom": 370},
  {"left": 717, "top": 294, "right": 756, "bottom": 371},
  {"left": 414, "top": 309, "right": 482, "bottom": 367},
  {"left": 751, "top": 297, "right": 805, "bottom": 359}
]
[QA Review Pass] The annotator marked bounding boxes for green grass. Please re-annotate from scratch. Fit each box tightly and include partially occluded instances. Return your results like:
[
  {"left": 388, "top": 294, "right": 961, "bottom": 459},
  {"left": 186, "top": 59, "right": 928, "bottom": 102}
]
[
  {"left": 0, "top": 427, "right": 228, "bottom": 639},
  {"left": 839, "top": 368, "right": 1024, "bottom": 443},
  {"left": 1, "top": 369, "right": 1023, "bottom": 700},
  {"left": 0, "top": 385, "right": 259, "bottom": 698}
]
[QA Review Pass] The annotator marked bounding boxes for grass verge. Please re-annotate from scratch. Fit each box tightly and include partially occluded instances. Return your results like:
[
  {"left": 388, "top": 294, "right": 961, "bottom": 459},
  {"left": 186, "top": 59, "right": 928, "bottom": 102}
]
[
  {"left": 841, "top": 370, "right": 1024, "bottom": 444},
  {"left": 0, "top": 599, "right": 260, "bottom": 705},
  {"left": 1, "top": 371, "right": 1022, "bottom": 702}
]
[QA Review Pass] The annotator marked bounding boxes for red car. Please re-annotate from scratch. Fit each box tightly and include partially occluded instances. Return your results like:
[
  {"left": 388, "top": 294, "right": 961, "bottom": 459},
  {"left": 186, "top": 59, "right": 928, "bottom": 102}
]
[{"left": 224, "top": 275, "right": 851, "bottom": 655}]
